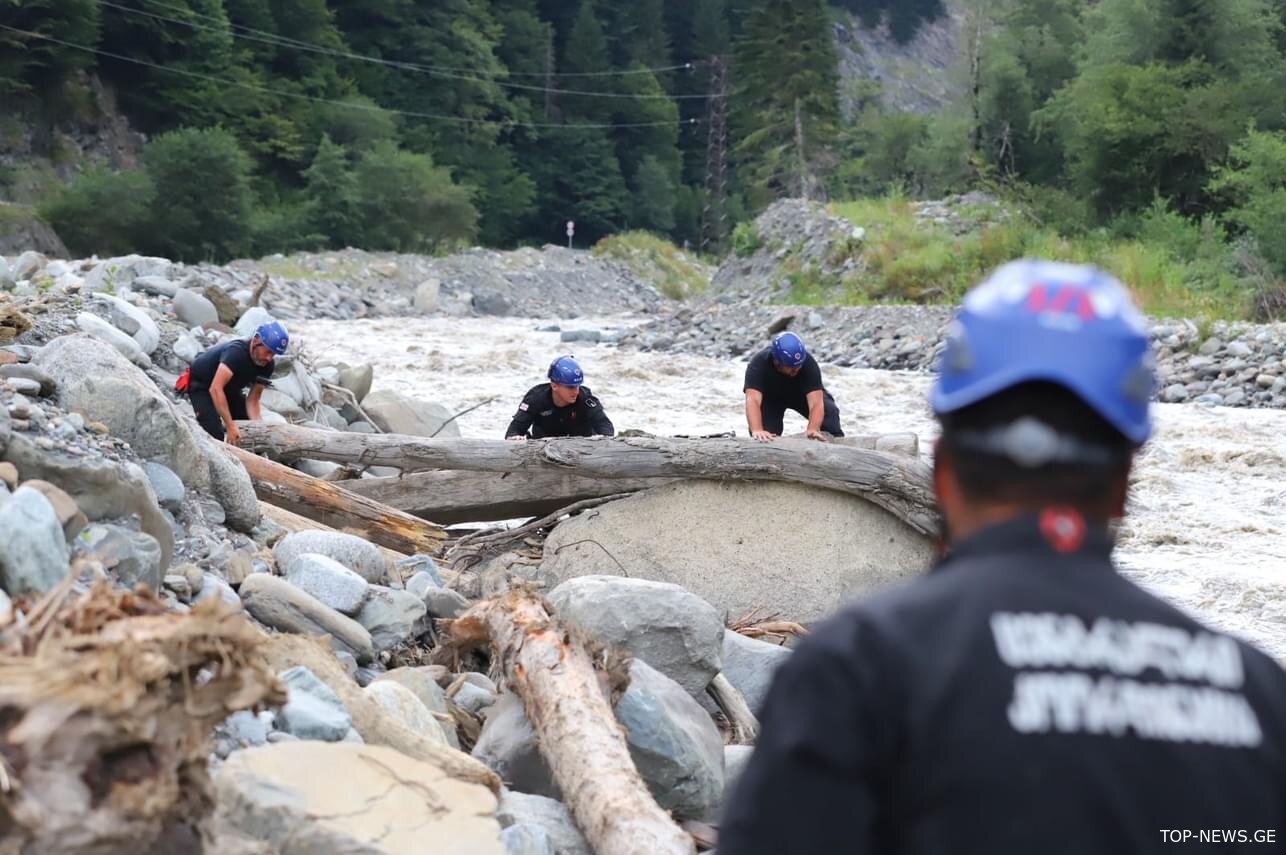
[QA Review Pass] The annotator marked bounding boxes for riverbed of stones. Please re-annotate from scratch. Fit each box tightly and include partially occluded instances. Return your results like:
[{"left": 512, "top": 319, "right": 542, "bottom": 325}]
[{"left": 0, "top": 249, "right": 764, "bottom": 851}]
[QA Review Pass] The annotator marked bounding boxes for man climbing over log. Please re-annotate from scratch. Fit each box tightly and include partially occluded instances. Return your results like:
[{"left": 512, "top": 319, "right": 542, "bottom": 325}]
[
  {"left": 505, "top": 355, "right": 615, "bottom": 440},
  {"left": 743, "top": 332, "right": 843, "bottom": 442},
  {"left": 721, "top": 261, "right": 1286, "bottom": 852},
  {"left": 183, "top": 321, "right": 289, "bottom": 445}
]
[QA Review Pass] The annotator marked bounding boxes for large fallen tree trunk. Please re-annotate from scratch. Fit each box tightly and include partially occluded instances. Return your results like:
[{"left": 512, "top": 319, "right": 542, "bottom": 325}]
[
  {"left": 237, "top": 425, "right": 941, "bottom": 537},
  {"left": 451, "top": 588, "right": 694, "bottom": 855},
  {"left": 222, "top": 444, "right": 445, "bottom": 555},
  {"left": 342, "top": 468, "right": 679, "bottom": 524}
]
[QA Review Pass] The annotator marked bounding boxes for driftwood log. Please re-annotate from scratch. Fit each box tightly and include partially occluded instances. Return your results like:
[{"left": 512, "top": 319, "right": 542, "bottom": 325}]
[
  {"left": 222, "top": 444, "right": 445, "bottom": 555},
  {"left": 235, "top": 425, "right": 941, "bottom": 537},
  {"left": 344, "top": 469, "right": 679, "bottom": 524},
  {"left": 451, "top": 589, "right": 695, "bottom": 855}
]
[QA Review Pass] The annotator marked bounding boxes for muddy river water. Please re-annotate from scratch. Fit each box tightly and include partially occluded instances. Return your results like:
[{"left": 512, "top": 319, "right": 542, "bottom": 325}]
[{"left": 298, "top": 315, "right": 1286, "bottom": 660}]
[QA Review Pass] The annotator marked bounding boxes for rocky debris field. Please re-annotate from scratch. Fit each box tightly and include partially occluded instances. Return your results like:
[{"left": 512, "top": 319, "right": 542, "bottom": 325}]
[
  {"left": 614, "top": 198, "right": 1286, "bottom": 410},
  {"left": 0, "top": 248, "right": 784, "bottom": 854}
]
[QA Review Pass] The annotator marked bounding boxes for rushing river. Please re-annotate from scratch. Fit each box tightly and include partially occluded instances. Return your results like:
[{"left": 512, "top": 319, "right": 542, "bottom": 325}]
[{"left": 297, "top": 315, "right": 1286, "bottom": 661}]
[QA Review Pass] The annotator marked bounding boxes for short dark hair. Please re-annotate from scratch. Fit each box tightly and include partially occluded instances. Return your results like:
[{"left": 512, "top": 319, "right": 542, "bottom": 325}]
[{"left": 937, "top": 381, "right": 1136, "bottom": 512}]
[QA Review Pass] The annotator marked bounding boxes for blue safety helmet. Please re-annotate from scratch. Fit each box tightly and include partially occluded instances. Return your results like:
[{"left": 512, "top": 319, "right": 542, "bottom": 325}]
[
  {"left": 930, "top": 260, "right": 1155, "bottom": 445},
  {"left": 548, "top": 355, "right": 584, "bottom": 387},
  {"left": 254, "top": 321, "right": 290, "bottom": 355},
  {"left": 771, "top": 331, "right": 808, "bottom": 368}
]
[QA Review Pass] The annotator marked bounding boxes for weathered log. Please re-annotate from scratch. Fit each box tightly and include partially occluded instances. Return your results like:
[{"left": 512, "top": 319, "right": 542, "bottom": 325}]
[
  {"left": 707, "top": 673, "right": 759, "bottom": 745},
  {"left": 223, "top": 444, "right": 445, "bottom": 555},
  {"left": 344, "top": 468, "right": 680, "bottom": 524},
  {"left": 237, "top": 425, "right": 941, "bottom": 537},
  {"left": 452, "top": 589, "right": 695, "bottom": 855}
]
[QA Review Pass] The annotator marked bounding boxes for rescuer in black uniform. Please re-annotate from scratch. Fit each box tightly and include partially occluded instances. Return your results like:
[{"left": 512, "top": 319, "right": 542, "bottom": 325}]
[
  {"left": 184, "top": 321, "right": 289, "bottom": 445},
  {"left": 720, "top": 260, "right": 1286, "bottom": 854},
  {"left": 505, "top": 355, "right": 614, "bottom": 439},
  {"left": 743, "top": 331, "right": 843, "bottom": 441}
]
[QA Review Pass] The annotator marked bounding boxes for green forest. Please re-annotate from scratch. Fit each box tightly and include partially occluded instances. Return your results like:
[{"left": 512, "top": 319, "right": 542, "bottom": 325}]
[{"left": 1, "top": 0, "right": 1284, "bottom": 309}]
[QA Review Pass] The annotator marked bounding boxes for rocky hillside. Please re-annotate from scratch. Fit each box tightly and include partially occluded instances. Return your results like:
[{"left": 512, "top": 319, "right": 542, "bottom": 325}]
[
  {"left": 834, "top": 3, "right": 967, "bottom": 116},
  {"left": 620, "top": 199, "right": 1286, "bottom": 411}
]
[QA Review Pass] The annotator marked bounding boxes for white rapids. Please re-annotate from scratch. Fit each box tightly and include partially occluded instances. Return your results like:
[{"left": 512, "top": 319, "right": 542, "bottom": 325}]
[{"left": 297, "top": 315, "right": 1286, "bottom": 661}]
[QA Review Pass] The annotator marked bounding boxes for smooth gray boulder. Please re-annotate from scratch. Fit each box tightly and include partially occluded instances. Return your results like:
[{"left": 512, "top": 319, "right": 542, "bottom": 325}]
[
  {"left": 142, "top": 461, "right": 185, "bottom": 514},
  {"left": 285, "top": 553, "right": 370, "bottom": 616},
  {"left": 614, "top": 659, "right": 725, "bottom": 819},
  {"left": 2, "top": 434, "right": 173, "bottom": 570},
  {"left": 92, "top": 293, "right": 160, "bottom": 354},
  {"left": 472, "top": 693, "right": 559, "bottom": 799},
  {"left": 501, "top": 824, "right": 556, "bottom": 855},
  {"left": 496, "top": 791, "right": 590, "bottom": 855},
  {"left": 133, "top": 275, "right": 177, "bottom": 298},
  {"left": 0, "top": 486, "right": 69, "bottom": 595},
  {"left": 34, "top": 335, "right": 209, "bottom": 491},
  {"left": 0, "top": 364, "right": 56, "bottom": 397},
  {"left": 75, "top": 313, "right": 146, "bottom": 364},
  {"left": 541, "top": 480, "right": 934, "bottom": 625},
  {"left": 234, "top": 306, "right": 275, "bottom": 338},
  {"left": 273, "top": 530, "right": 387, "bottom": 583},
  {"left": 362, "top": 680, "right": 450, "bottom": 746},
  {"left": 239, "top": 574, "right": 375, "bottom": 663},
  {"left": 547, "top": 575, "right": 723, "bottom": 697},
  {"left": 173, "top": 288, "right": 219, "bottom": 327},
  {"left": 718, "top": 629, "right": 792, "bottom": 715},
  {"left": 363, "top": 388, "right": 461, "bottom": 438},
  {"left": 276, "top": 666, "right": 352, "bottom": 741},
  {"left": 355, "top": 585, "right": 427, "bottom": 652},
  {"left": 475, "top": 662, "right": 725, "bottom": 819}
]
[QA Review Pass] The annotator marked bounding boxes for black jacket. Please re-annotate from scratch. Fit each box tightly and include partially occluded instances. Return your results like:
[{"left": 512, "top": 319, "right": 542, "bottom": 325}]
[
  {"left": 504, "top": 383, "right": 614, "bottom": 439},
  {"left": 720, "top": 514, "right": 1286, "bottom": 854}
]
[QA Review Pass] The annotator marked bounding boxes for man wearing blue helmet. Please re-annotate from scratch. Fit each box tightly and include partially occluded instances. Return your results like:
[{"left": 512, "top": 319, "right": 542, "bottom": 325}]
[
  {"left": 505, "top": 355, "right": 615, "bottom": 440},
  {"left": 743, "top": 331, "right": 843, "bottom": 441},
  {"left": 185, "top": 321, "right": 289, "bottom": 445},
  {"left": 722, "top": 261, "right": 1286, "bottom": 854}
]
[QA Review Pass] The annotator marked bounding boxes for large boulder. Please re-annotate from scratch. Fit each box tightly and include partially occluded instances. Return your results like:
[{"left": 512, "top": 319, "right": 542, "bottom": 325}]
[
  {"left": 75, "top": 313, "right": 147, "bottom": 365},
  {"left": 239, "top": 574, "right": 375, "bottom": 663},
  {"left": 363, "top": 680, "right": 450, "bottom": 746},
  {"left": 273, "top": 530, "right": 387, "bottom": 583},
  {"left": 0, "top": 486, "right": 69, "bottom": 595},
  {"left": 717, "top": 629, "right": 792, "bottom": 715},
  {"left": 34, "top": 335, "right": 210, "bottom": 491},
  {"left": 284, "top": 553, "right": 369, "bottom": 616},
  {"left": 546, "top": 576, "right": 723, "bottom": 697},
  {"left": 82, "top": 255, "right": 171, "bottom": 292},
  {"left": 2, "top": 434, "right": 173, "bottom": 570},
  {"left": 363, "top": 388, "right": 461, "bottom": 438},
  {"left": 276, "top": 665, "right": 352, "bottom": 741},
  {"left": 496, "top": 791, "right": 591, "bottom": 855},
  {"left": 199, "top": 437, "right": 261, "bottom": 531},
  {"left": 213, "top": 742, "right": 504, "bottom": 855},
  {"left": 614, "top": 659, "right": 725, "bottom": 819},
  {"left": 172, "top": 288, "right": 219, "bottom": 327},
  {"left": 541, "top": 480, "right": 934, "bottom": 625},
  {"left": 355, "top": 585, "right": 428, "bottom": 652},
  {"left": 92, "top": 293, "right": 160, "bottom": 354},
  {"left": 473, "top": 662, "right": 725, "bottom": 819},
  {"left": 233, "top": 306, "right": 274, "bottom": 338}
]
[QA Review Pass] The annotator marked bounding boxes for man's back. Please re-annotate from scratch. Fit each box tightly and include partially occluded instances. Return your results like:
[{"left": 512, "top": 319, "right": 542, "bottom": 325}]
[{"left": 720, "top": 515, "right": 1286, "bottom": 854}]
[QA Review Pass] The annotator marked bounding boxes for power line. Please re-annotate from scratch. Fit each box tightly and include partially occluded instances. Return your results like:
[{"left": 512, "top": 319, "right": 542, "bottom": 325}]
[
  {"left": 128, "top": 0, "right": 699, "bottom": 79},
  {"left": 95, "top": 0, "right": 720, "bottom": 100},
  {"left": 0, "top": 24, "right": 700, "bottom": 131}
]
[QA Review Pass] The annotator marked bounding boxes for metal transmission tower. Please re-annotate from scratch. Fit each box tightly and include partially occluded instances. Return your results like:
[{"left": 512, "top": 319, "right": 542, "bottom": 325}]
[{"left": 701, "top": 56, "right": 730, "bottom": 255}]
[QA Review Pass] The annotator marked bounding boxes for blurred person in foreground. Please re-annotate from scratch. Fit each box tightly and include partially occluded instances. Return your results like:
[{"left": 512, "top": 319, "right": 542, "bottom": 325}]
[{"left": 719, "top": 260, "right": 1286, "bottom": 854}]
